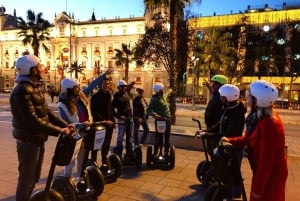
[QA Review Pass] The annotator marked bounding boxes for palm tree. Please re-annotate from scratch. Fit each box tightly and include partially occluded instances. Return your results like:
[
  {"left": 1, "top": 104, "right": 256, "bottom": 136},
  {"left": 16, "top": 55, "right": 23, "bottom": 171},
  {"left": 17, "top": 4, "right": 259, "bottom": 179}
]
[
  {"left": 113, "top": 43, "right": 133, "bottom": 83},
  {"left": 17, "top": 10, "right": 51, "bottom": 56},
  {"left": 68, "top": 61, "right": 85, "bottom": 79}
]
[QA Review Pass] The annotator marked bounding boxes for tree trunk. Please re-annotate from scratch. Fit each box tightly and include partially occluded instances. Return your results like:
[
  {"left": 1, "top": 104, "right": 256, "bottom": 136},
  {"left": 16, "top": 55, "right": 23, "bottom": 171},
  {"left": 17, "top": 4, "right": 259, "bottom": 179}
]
[
  {"left": 125, "top": 63, "right": 129, "bottom": 83},
  {"left": 169, "top": 72, "right": 177, "bottom": 125}
]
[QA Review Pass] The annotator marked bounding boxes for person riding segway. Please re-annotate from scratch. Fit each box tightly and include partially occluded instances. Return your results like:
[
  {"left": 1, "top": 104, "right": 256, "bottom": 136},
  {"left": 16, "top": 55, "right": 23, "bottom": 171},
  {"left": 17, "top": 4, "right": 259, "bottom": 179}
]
[{"left": 146, "top": 83, "right": 175, "bottom": 169}]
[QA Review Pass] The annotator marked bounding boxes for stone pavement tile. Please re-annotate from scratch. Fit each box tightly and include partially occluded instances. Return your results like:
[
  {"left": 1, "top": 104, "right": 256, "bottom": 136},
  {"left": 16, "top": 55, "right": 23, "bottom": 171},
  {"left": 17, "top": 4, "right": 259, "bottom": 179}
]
[
  {"left": 139, "top": 182, "right": 166, "bottom": 193},
  {"left": 157, "top": 177, "right": 182, "bottom": 187},
  {"left": 135, "top": 173, "right": 165, "bottom": 184},
  {"left": 104, "top": 185, "right": 136, "bottom": 197},
  {"left": 117, "top": 179, "right": 145, "bottom": 189},
  {"left": 158, "top": 186, "right": 188, "bottom": 200}
]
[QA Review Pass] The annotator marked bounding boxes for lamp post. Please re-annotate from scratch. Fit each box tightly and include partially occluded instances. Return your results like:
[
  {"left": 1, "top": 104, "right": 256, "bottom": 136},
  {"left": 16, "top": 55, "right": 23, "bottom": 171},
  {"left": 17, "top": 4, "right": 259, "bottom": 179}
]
[
  {"left": 54, "top": 57, "right": 59, "bottom": 92},
  {"left": 191, "top": 56, "right": 199, "bottom": 111}
]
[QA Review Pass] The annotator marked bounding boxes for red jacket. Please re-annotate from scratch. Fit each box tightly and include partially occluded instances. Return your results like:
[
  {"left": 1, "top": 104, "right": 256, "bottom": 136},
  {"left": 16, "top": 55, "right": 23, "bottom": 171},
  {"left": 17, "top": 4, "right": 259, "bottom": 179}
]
[{"left": 229, "top": 112, "right": 288, "bottom": 201}]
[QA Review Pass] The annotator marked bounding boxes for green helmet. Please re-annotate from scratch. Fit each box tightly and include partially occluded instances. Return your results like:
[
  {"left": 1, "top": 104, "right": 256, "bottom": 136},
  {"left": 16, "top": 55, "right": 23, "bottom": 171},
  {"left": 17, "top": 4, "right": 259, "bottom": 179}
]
[{"left": 211, "top": 74, "right": 228, "bottom": 85}]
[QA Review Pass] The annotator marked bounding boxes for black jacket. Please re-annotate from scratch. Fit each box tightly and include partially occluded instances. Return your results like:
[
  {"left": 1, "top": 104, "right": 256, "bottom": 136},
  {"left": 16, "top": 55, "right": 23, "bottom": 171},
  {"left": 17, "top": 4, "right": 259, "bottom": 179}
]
[
  {"left": 10, "top": 81, "right": 67, "bottom": 144},
  {"left": 90, "top": 89, "right": 115, "bottom": 122},
  {"left": 219, "top": 101, "right": 246, "bottom": 138},
  {"left": 112, "top": 91, "right": 132, "bottom": 119},
  {"left": 206, "top": 101, "right": 246, "bottom": 152},
  {"left": 204, "top": 92, "right": 223, "bottom": 131},
  {"left": 132, "top": 95, "right": 147, "bottom": 120}
]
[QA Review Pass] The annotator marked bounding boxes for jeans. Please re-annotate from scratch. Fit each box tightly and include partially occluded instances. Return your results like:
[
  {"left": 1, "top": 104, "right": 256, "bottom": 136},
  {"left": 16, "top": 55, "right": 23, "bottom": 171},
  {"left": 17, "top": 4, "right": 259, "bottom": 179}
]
[
  {"left": 115, "top": 119, "right": 133, "bottom": 156},
  {"left": 154, "top": 119, "right": 171, "bottom": 154},
  {"left": 16, "top": 141, "right": 45, "bottom": 201},
  {"left": 133, "top": 120, "right": 149, "bottom": 145}
]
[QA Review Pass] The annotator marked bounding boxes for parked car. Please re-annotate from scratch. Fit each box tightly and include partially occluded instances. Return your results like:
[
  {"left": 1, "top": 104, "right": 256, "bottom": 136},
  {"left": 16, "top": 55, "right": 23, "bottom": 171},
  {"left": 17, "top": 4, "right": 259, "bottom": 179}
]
[
  {"left": 182, "top": 95, "right": 207, "bottom": 104},
  {"left": 274, "top": 97, "right": 291, "bottom": 109}
]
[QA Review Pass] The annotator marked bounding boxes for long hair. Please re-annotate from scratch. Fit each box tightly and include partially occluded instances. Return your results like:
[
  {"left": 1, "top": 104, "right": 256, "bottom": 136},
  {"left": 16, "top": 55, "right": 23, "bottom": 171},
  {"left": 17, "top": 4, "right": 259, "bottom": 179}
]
[
  {"left": 65, "top": 89, "right": 77, "bottom": 115},
  {"left": 257, "top": 107, "right": 274, "bottom": 120},
  {"left": 79, "top": 90, "right": 89, "bottom": 105}
]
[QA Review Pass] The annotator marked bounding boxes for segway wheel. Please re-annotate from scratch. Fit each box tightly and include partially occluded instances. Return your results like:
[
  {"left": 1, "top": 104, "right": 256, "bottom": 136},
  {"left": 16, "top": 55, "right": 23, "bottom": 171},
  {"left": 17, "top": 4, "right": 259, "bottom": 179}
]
[
  {"left": 86, "top": 166, "right": 105, "bottom": 196},
  {"left": 204, "top": 182, "right": 226, "bottom": 201},
  {"left": 146, "top": 145, "right": 153, "bottom": 168},
  {"left": 109, "top": 153, "right": 123, "bottom": 178},
  {"left": 169, "top": 145, "right": 175, "bottom": 169},
  {"left": 51, "top": 176, "right": 77, "bottom": 201},
  {"left": 134, "top": 146, "right": 143, "bottom": 169},
  {"left": 30, "top": 189, "right": 64, "bottom": 201},
  {"left": 196, "top": 160, "right": 214, "bottom": 184}
]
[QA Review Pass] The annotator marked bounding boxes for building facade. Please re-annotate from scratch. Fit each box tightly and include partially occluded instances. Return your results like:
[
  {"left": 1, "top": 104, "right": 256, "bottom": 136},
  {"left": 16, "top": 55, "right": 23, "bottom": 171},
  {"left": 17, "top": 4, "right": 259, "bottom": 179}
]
[
  {"left": 187, "top": 3, "right": 300, "bottom": 104},
  {"left": 1, "top": 3, "right": 300, "bottom": 104},
  {"left": 0, "top": 8, "right": 169, "bottom": 98}
]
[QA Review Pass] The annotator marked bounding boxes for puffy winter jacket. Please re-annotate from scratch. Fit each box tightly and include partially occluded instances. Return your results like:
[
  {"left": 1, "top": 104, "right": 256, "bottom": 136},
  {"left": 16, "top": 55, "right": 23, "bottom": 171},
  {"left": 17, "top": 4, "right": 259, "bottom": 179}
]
[{"left": 10, "top": 79, "right": 67, "bottom": 144}]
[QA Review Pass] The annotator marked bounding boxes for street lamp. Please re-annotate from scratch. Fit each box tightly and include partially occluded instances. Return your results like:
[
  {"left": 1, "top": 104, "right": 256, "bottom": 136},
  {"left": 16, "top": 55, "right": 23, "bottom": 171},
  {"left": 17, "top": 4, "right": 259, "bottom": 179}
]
[
  {"left": 54, "top": 57, "right": 60, "bottom": 92},
  {"left": 191, "top": 56, "right": 199, "bottom": 111}
]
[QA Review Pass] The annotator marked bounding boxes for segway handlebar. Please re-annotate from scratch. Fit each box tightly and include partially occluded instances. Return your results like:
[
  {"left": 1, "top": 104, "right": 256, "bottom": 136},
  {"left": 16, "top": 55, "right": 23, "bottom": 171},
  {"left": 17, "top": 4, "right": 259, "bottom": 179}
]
[{"left": 192, "top": 118, "right": 202, "bottom": 130}]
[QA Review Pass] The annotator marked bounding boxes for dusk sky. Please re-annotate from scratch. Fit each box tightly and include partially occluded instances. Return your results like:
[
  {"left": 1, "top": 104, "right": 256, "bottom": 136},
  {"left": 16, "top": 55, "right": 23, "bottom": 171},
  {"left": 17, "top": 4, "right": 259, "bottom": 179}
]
[{"left": 0, "top": 0, "right": 298, "bottom": 22}]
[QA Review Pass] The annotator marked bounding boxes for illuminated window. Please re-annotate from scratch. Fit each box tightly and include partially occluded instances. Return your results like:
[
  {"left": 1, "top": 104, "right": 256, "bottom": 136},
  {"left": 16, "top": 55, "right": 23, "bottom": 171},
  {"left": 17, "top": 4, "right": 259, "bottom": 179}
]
[
  {"left": 108, "top": 26, "right": 113, "bottom": 35},
  {"left": 81, "top": 47, "right": 87, "bottom": 56},
  {"left": 59, "top": 26, "right": 65, "bottom": 36},
  {"left": 137, "top": 25, "right": 142, "bottom": 34},
  {"left": 108, "top": 60, "right": 113, "bottom": 68},
  {"left": 95, "top": 27, "right": 99, "bottom": 36},
  {"left": 81, "top": 28, "right": 86, "bottom": 37},
  {"left": 94, "top": 46, "right": 100, "bottom": 56},
  {"left": 108, "top": 45, "right": 113, "bottom": 53},
  {"left": 122, "top": 25, "right": 127, "bottom": 35}
]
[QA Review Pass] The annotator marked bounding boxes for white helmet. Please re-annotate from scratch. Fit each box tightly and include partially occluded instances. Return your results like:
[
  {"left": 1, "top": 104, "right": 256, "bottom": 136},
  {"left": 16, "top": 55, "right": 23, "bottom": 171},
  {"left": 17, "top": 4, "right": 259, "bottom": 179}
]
[
  {"left": 250, "top": 80, "right": 278, "bottom": 108},
  {"left": 153, "top": 83, "right": 164, "bottom": 93},
  {"left": 61, "top": 77, "right": 79, "bottom": 93},
  {"left": 219, "top": 84, "right": 240, "bottom": 102},
  {"left": 16, "top": 55, "right": 40, "bottom": 75},
  {"left": 117, "top": 80, "right": 127, "bottom": 87}
]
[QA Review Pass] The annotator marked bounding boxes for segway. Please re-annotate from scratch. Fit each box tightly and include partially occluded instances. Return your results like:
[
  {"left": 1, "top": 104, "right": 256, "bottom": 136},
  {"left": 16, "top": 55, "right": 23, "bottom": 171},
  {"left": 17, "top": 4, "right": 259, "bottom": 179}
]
[
  {"left": 193, "top": 118, "right": 216, "bottom": 185},
  {"left": 51, "top": 126, "right": 105, "bottom": 201},
  {"left": 30, "top": 131, "right": 83, "bottom": 201},
  {"left": 204, "top": 141, "right": 247, "bottom": 201},
  {"left": 113, "top": 118, "right": 143, "bottom": 170},
  {"left": 86, "top": 121, "right": 123, "bottom": 183},
  {"left": 120, "top": 144, "right": 143, "bottom": 169},
  {"left": 146, "top": 118, "right": 175, "bottom": 170}
]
